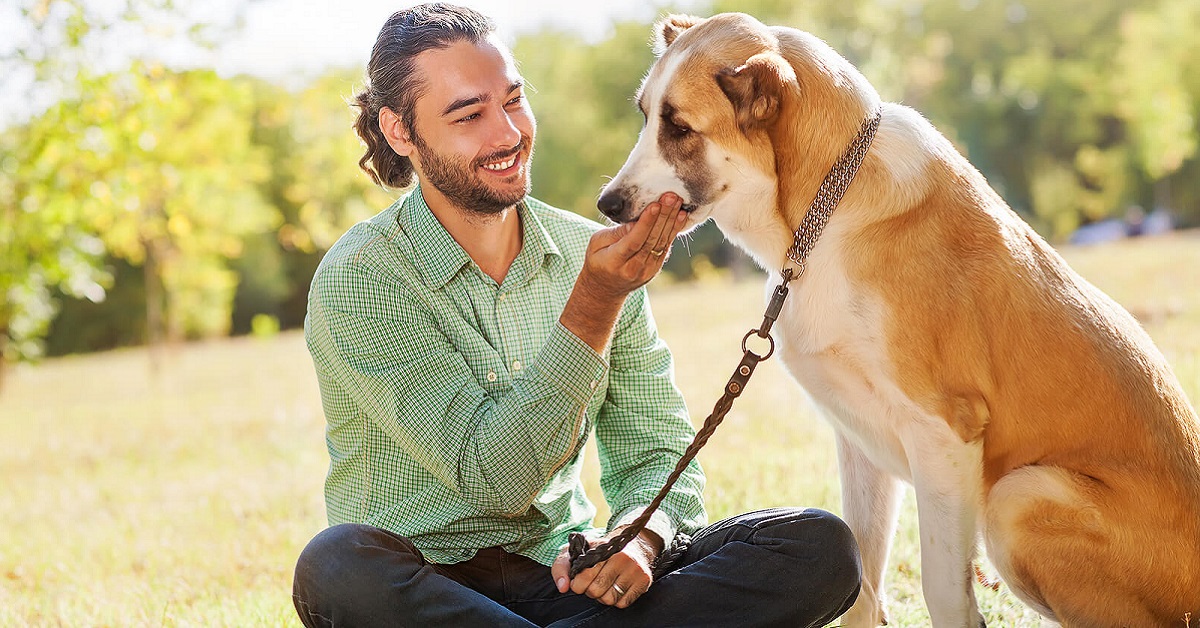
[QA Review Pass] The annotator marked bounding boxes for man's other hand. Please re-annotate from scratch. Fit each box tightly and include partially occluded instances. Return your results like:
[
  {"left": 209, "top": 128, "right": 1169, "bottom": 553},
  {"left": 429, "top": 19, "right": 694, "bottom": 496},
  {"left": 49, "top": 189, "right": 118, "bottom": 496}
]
[{"left": 551, "top": 527, "right": 664, "bottom": 609}]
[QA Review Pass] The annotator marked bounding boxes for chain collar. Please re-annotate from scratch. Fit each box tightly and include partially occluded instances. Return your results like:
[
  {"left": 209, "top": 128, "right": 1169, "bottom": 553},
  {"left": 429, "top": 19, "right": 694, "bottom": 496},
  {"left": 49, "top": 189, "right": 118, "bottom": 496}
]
[{"left": 783, "top": 108, "right": 883, "bottom": 281}]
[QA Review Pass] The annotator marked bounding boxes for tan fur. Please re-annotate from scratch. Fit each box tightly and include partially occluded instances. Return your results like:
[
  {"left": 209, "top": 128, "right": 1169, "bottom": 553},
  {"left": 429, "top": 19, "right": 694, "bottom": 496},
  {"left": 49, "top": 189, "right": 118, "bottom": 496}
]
[{"left": 608, "top": 11, "right": 1200, "bottom": 627}]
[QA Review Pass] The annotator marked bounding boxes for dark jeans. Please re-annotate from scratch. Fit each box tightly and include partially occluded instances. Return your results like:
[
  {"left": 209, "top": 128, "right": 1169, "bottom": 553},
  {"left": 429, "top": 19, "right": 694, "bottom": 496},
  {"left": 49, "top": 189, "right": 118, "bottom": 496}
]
[{"left": 292, "top": 507, "right": 861, "bottom": 627}]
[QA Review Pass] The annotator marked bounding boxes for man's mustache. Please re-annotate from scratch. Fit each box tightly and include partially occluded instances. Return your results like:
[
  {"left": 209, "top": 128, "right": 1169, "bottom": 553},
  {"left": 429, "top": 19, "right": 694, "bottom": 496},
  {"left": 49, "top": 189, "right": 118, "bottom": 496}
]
[{"left": 474, "top": 138, "right": 528, "bottom": 168}]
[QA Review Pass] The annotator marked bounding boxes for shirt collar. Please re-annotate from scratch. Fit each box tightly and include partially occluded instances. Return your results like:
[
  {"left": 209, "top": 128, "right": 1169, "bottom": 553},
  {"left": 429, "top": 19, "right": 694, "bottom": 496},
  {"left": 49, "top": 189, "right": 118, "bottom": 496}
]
[{"left": 398, "top": 185, "right": 561, "bottom": 290}]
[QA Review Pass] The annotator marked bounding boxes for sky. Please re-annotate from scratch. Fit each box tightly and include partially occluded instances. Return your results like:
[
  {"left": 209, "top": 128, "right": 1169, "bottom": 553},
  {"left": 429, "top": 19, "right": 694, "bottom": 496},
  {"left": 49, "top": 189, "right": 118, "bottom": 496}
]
[
  {"left": 205, "top": 0, "right": 701, "bottom": 80},
  {"left": 0, "top": 0, "right": 701, "bottom": 124}
]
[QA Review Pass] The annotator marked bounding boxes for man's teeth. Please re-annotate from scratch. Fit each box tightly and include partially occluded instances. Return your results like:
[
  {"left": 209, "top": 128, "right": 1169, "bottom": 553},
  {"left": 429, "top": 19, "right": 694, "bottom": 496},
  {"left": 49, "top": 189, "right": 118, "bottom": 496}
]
[{"left": 483, "top": 156, "right": 517, "bottom": 171}]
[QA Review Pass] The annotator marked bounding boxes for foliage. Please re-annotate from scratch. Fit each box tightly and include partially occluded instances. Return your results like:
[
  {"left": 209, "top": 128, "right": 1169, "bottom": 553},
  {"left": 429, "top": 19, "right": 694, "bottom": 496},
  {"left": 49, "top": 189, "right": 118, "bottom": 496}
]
[
  {"left": 237, "top": 71, "right": 395, "bottom": 332},
  {"left": 0, "top": 0, "right": 253, "bottom": 375},
  {"left": 3, "top": 0, "right": 1200, "bottom": 369},
  {"left": 0, "top": 120, "right": 109, "bottom": 368},
  {"left": 703, "top": 0, "right": 1200, "bottom": 235},
  {"left": 83, "top": 64, "right": 274, "bottom": 342},
  {"left": 515, "top": 21, "right": 661, "bottom": 217}
]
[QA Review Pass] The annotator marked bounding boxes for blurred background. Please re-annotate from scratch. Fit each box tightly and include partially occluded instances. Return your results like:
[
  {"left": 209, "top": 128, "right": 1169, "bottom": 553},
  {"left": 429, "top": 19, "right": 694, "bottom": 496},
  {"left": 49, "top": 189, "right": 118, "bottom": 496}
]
[
  {"left": 1, "top": 0, "right": 1198, "bottom": 375},
  {"left": 2, "top": 2, "right": 1198, "bottom": 625}
]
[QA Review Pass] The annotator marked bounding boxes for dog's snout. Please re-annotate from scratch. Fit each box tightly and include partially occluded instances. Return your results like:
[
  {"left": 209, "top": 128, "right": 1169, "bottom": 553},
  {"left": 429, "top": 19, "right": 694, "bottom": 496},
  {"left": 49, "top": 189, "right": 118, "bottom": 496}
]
[{"left": 597, "top": 189, "right": 629, "bottom": 221}]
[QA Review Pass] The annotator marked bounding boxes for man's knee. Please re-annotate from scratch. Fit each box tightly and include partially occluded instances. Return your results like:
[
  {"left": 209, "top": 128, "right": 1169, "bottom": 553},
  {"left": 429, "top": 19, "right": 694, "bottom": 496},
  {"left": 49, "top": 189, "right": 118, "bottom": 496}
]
[
  {"left": 293, "top": 523, "right": 423, "bottom": 606},
  {"left": 761, "top": 509, "right": 863, "bottom": 600}
]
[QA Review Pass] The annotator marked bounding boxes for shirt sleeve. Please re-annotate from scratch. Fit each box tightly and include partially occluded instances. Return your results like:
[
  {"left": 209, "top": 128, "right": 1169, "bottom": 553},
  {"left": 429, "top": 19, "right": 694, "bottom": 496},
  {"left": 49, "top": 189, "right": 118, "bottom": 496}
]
[
  {"left": 594, "top": 286, "right": 707, "bottom": 544},
  {"left": 305, "top": 259, "right": 608, "bottom": 518}
]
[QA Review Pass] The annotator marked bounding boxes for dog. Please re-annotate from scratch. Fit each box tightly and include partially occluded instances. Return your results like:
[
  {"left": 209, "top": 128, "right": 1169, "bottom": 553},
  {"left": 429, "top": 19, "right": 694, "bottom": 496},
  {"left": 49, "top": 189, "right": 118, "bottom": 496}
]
[{"left": 596, "top": 12, "right": 1200, "bottom": 627}]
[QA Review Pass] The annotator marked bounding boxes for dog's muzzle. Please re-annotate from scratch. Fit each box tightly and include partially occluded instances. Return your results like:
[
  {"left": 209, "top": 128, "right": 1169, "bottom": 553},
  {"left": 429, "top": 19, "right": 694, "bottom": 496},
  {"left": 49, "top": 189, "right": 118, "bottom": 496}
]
[{"left": 597, "top": 188, "right": 696, "bottom": 223}]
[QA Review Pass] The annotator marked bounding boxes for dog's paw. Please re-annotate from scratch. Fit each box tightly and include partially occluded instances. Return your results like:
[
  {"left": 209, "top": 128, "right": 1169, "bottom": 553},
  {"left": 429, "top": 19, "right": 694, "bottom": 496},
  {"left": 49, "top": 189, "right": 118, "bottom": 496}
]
[{"left": 840, "top": 600, "right": 888, "bottom": 627}]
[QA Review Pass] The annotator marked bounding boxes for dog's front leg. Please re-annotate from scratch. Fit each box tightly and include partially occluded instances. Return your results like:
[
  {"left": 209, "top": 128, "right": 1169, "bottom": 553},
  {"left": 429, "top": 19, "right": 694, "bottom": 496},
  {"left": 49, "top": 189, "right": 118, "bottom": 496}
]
[
  {"left": 836, "top": 430, "right": 903, "bottom": 628},
  {"left": 905, "top": 425, "right": 986, "bottom": 628}
]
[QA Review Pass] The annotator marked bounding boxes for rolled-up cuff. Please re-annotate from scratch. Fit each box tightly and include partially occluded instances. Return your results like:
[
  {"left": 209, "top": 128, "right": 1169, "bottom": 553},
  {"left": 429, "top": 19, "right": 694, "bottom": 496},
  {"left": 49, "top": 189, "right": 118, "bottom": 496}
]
[{"left": 611, "top": 506, "right": 677, "bottom": 551}]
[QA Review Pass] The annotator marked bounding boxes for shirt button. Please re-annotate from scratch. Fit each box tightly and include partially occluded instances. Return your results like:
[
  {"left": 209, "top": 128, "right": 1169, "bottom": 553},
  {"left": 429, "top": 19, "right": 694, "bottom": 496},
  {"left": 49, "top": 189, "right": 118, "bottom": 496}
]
[
  {"left": 487, "top": 371, "right": 498, "bottom": 382},
  {"left": 512, "top": 360, "right": 522, "bottom": 371},
  {"left": 589, "top": 380, "right": 599, "bottom": 390},
  {"left": 498, "top": 293, "right": 506, "bottom": 302}
]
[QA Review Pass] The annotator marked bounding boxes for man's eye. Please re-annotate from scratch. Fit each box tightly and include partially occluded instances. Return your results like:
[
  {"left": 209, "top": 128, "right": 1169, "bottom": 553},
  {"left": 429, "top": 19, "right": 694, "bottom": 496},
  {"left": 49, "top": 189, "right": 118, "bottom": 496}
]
[
  {"left": 456, "top": 113, "right": 480, "bottom": 123},
  {"left": 506, "top": 95, "right": 523, "bottom": 106}
]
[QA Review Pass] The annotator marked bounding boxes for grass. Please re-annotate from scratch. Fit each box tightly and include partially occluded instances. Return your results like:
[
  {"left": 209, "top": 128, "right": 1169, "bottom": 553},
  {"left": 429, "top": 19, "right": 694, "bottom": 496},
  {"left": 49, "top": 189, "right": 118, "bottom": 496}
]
[{"left": 1, "top": 231, "right": 1197, "bottom": 626}]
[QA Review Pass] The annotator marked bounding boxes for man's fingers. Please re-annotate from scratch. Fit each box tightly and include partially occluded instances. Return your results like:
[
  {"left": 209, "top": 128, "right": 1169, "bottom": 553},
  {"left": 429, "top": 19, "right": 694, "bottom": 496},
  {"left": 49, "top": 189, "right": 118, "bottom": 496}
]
[
  {"left": 613, "top": 578, "right": 647, "bottom": 609},
  {"left": 569, "top": 563, "right": 601, "bottom": 596},
  {"left": 550, "top": 549, "right": 571, "bottom": 593},
  {"left": 648, "top": 208, "right": 687, "bottom": 266},
  {"left": 613, "top": 201, "right": 663, "bottom": 259},
  {"left": 584, "top": 560, "right": 621, "bottom": 601},
  {"left": 587, "top": 221, "right": 632, "bottom": 254},
  {"left": 642, "top": 195, "right": 680, "bottom": 255}
]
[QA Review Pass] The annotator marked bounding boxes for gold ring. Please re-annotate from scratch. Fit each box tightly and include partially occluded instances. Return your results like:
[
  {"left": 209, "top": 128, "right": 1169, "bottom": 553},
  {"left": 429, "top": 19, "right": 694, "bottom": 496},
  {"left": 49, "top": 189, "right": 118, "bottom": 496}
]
[
  {"left": 612, "top": 583, "right": 626, "bottom": 596},
  {"left": 650, "top": 248, "right": 665, "bottom": 257}
]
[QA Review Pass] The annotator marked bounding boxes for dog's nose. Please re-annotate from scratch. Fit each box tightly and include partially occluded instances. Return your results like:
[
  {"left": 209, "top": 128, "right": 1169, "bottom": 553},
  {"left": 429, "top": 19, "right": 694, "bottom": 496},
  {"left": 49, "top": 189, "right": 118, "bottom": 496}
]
[{"left": 597, "top": 190, "right": 627, "bottom": 220}]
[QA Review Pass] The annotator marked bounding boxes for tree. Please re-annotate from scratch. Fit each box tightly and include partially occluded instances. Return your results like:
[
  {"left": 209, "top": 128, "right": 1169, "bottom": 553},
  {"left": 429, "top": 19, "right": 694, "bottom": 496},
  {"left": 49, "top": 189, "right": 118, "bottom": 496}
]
[
  {"left": 515, "top": 22, "right": 660, "bottom": 216},
  {"left": 81, "top": 65, "right": 276, "bottom": 360},
  {"left": 236, "top": 70, "right": 395, "bottom": 333},
  {"left": 0, "top": 0, "right": 257, "bottom": 380},
  {"left": 704, "top": 0, "right": 1200, "bottom": 237},
  {"left": 0, "top": 120, "right": 110, "bottom": 388}
]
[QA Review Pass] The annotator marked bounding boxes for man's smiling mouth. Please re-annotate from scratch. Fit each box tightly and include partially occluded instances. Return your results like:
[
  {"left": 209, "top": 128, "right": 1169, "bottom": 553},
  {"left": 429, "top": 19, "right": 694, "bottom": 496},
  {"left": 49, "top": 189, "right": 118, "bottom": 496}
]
[{"left": 482, "top": 155, "right": 517, "bottom": 171}]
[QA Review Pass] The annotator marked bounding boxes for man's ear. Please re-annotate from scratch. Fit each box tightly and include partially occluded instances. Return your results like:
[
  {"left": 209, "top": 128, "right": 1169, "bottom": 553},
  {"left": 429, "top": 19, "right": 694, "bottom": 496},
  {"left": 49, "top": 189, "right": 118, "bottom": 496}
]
[
  {"left": 378, "top": 107, "right": 415, "bottom": 157},
  {"left": 715, "top": 52, "right": 795, "bottom": 134},
  {"left": 653, "top": 14, "right": 705, "bottom": 55}
]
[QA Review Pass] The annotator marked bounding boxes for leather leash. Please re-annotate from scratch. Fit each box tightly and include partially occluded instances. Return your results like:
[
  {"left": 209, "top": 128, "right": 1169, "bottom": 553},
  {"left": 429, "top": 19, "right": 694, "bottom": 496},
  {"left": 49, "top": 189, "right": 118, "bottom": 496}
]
[{"left": 569, "top": 108, "right": 883, "bottom": 578}]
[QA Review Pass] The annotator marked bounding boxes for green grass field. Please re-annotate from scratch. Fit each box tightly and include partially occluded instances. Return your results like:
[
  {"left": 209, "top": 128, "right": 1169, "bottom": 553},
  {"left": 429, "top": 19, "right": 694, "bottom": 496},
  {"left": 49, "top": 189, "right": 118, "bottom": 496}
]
[{"left": 2, "top": 232, "right": 1197, "bottom": 627}]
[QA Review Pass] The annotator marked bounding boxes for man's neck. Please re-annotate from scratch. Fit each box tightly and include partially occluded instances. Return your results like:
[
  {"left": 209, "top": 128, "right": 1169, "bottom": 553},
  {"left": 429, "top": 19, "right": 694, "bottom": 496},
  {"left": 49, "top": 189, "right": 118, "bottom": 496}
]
[{"left": 421, "top": 185, "right": 523, "bottom": 285}]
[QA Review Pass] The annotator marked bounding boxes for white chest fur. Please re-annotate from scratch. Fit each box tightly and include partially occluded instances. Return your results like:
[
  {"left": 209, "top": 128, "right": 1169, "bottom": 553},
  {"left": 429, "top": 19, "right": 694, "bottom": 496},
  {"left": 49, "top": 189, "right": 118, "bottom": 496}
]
[{"left": 765, "top": 225, "right": 919, "bottom": 482}]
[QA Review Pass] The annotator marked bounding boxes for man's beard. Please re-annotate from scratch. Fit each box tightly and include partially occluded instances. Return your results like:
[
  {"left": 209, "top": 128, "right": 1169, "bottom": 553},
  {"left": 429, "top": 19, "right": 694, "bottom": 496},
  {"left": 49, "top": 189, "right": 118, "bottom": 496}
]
[{"left": 413, "top": 133, "right": 533, "bottom": 216}]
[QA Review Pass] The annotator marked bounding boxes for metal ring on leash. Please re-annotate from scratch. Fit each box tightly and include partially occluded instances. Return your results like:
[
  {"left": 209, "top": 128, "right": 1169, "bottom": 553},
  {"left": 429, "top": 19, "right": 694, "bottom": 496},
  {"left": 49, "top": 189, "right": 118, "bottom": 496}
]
[{"left": 741, "top": 329, "right": 776, "bottom": 360}]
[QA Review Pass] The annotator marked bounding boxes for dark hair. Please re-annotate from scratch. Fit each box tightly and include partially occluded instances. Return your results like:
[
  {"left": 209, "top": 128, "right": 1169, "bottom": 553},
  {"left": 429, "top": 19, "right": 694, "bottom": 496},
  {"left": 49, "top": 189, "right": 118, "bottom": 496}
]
[{"left": 353, "top": 3, "right": 496, "bottom": 188}]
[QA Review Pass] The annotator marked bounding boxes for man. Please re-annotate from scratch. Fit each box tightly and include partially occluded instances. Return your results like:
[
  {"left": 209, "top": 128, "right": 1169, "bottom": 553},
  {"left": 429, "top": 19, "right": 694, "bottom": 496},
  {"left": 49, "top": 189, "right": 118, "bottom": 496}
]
[{"left": 292, "top": 4, "right": 861, "bottom": 627}]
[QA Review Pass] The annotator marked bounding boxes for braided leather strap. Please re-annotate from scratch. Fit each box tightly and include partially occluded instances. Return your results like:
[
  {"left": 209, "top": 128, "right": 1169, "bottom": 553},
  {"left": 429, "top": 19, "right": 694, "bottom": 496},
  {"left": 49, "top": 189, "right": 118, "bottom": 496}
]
[{"left": 650, "top": 532, "right": 692, "bottom": 579}]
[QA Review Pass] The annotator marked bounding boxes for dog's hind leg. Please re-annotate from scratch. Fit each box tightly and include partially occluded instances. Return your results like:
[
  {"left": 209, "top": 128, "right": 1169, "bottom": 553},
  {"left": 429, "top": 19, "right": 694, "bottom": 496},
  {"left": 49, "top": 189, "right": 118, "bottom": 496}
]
[
  {"left": 836, "top": 431, "right": 904, "bottom": 628},
  {"left": 904, "top": 423, "right": 987, "bottom": 628},
  {"left": 984, "top": 466, "right": 1175, "bottom": 627}
]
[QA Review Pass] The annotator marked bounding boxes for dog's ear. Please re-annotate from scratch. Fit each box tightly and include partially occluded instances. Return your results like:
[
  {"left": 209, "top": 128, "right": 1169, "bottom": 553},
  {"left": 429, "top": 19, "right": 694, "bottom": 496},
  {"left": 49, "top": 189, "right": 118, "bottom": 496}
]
[
  {"left": 654, "top": 14, "right": 704, "bottom": 55},
  {"left": 716, "top": 52, "right": 796, "bottom": 134}
]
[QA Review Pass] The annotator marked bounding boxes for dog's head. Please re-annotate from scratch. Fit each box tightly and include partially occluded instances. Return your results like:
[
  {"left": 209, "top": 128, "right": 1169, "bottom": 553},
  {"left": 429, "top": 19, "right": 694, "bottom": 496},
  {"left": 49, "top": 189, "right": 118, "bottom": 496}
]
[
  {"left": 597, "top": 13, "right": 879, "bottom": 234},
  {"left": 597, "top": 13, "right": 791, "bottom": 229}
]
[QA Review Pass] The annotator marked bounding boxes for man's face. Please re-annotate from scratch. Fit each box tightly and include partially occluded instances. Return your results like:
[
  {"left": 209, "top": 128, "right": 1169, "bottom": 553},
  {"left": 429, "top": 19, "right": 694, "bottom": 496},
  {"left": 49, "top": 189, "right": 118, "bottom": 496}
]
[{"left": 406, "top": 36, "right": 536, "bottom": 215}]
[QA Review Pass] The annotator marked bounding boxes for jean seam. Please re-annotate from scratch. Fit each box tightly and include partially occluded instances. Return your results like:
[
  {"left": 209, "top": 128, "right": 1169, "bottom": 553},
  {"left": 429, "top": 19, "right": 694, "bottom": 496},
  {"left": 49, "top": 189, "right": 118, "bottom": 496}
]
[
  {"left": 499, "top": 549, "right": 511, "bottom": 601},
  {"left": 567, "top": 604, "right": 616, "bottom": 627},
  {"left": 292, "top": 595, "right": 334, "bottom": 628}
]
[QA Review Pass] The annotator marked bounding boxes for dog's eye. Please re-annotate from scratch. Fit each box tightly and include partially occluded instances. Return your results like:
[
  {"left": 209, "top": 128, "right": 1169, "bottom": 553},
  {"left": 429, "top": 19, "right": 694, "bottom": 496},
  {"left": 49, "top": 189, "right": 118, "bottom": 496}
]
[{"left": 663, "top": 117, "right": 693, "bottom": 139}]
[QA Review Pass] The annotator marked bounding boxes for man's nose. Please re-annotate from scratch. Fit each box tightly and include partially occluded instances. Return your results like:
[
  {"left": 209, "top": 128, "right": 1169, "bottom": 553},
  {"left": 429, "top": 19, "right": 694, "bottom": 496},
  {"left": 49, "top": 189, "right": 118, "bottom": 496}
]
[{"left": 490, "top": 108, "right": 522, "bottom": 148}]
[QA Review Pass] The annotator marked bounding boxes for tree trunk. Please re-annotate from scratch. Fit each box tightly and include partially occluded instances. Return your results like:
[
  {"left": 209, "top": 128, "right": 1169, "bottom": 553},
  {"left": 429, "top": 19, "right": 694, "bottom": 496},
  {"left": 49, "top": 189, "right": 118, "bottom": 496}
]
[
  {"left": 144, "top": 241, "right": 164, "bottom": 375},
  {"left": 0, "top": 329, "right": 8, "bottom": 395},
  {"left": 1155, "top": 178, "right": 1172, "bottom": 212}
]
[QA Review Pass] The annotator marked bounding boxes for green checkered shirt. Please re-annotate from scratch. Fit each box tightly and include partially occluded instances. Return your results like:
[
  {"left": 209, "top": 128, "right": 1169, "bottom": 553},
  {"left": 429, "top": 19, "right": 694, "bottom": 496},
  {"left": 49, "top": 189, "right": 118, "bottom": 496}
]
[{"left": 304, "top": 186, "right": 706, "bottom": 566}]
